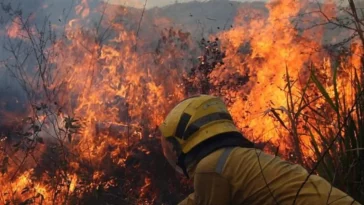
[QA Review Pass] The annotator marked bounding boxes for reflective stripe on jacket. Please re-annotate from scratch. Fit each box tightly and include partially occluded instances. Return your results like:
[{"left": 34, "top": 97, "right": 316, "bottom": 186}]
[{"left": 178, "top": 147, "right": 360, "bottom": 205}]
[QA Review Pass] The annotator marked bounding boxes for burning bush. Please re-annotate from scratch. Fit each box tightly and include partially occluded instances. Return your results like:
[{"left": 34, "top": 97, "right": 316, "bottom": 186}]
[{"left": 0, "top": 0, "right": 363, "bottom": 204}]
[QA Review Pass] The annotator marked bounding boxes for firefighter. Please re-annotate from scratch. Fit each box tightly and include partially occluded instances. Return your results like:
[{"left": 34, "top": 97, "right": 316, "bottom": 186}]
[{"left": 158, "top": 95, "right": 360, "bottom": 205}]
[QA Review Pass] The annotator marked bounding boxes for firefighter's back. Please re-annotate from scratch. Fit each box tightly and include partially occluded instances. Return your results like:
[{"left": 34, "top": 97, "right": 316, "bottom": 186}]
[{"left": 194, "top": 146, "right": 360, "bottom": 205}]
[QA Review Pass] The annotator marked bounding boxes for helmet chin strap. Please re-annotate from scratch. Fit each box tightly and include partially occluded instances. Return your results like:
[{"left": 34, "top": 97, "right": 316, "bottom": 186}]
[{"left": 177, "top": 153, "right": 189, "bottom": 179}]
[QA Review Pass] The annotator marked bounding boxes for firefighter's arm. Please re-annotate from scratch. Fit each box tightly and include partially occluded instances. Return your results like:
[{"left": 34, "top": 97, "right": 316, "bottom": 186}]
[
  {"left": 179, "top": 172, "right": 230, "bottom": 205},
  {"left": 178, "top": 193, "right": 195, "bottom": 205}
]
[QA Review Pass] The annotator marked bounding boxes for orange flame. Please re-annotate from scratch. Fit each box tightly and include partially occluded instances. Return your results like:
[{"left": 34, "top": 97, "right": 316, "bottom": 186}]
[{"left": 0, "top": 0, "right": 362, "bottom": 203}]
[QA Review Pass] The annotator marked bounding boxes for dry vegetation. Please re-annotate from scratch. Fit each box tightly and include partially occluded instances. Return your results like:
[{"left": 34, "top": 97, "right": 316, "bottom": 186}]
[{"left": 0, "top": 0, "right": 363, "bottom": 204}]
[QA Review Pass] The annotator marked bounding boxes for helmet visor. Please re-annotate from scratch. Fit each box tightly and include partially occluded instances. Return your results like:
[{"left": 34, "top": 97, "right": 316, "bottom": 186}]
[{"left": 161, "top": 136, "right": 184, "bottom": 174}]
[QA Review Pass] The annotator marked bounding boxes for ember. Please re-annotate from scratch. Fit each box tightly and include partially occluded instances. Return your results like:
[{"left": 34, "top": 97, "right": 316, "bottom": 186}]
[{"left": 0, "top": 0, "right": 363, "bottom": 204}]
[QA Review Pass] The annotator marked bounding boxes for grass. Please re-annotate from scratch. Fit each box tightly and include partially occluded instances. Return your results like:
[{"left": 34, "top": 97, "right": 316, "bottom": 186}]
[{"left": 269, "top": 61, "right": 364, "bottom": 203}]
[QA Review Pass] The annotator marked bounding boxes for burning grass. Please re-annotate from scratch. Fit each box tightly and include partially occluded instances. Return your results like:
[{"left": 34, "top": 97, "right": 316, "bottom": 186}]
[{"left": 0, "top": 0, "right": 364, "bottom": 204}]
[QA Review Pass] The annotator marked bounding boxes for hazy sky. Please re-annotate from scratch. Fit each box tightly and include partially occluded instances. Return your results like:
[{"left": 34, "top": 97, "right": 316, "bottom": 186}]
[
  {"left": 107, "top": 0, "right": 263, "bottom": 8},
  {"left": 106, "top": 0, "right": 349, "bottom": 9}
]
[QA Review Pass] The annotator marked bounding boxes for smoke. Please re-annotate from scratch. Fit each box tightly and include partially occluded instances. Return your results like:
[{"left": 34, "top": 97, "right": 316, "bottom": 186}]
[
  {"left": 0, "top": 0, "right": 46, "bottom": 127},
  {"left": 0, "top": 0, "right": 236, "bottom": 99},
  {"left": 0, "top": 0, "right": 96, "bottom": 116},
  {"left": 0, "top": 0, "right": 350, "bottom": 126}
]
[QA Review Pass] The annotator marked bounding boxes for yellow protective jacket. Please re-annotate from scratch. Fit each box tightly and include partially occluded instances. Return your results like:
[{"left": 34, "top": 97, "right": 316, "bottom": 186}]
[{"left": 179, "top": 147, "right": 360, "bottom": 205}]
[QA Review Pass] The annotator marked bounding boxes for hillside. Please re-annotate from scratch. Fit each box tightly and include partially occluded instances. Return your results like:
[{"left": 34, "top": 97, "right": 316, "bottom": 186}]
[
  {"left": 147, "top": 1, "right": 267, "bottom": 38},
  {"left": 1, "top": 0, "right": 349, "bottom": 43}
]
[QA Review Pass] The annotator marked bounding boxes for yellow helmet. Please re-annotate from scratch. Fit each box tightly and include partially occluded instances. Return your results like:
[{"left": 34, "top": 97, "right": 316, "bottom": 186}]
[{"left": 159, "top": 95, "right": 251, "bottom": 177}]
